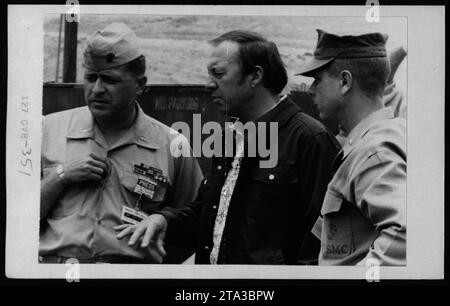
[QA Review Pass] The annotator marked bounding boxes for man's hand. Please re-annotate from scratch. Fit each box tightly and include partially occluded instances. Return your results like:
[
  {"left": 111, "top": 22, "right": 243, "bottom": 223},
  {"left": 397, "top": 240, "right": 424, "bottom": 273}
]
[
  {"left": 40, "top": 153, "right": 109, "bottom": 220},
  {"left": 62, "top": 153, "right": 108, "bottom": 184},
  {"left": 114, "top": 214, "right": 168, "bottom": 263}
]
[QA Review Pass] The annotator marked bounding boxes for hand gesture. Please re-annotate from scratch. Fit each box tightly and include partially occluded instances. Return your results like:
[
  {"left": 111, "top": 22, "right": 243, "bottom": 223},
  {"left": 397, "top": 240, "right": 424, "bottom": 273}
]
[
  {"left": 62, "top": 153, "right": 108, "bottom": 184},
  {"left": 114, "top": 214, "right": 168, "bottom": 263}
]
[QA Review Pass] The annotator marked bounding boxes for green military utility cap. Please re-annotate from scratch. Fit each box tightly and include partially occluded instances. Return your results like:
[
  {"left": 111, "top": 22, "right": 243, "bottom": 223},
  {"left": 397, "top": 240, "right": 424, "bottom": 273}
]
[
  {"left": 83, "top": 22, "right": 142, "bottom": 71},
  {"left": 296, "top": 29, "right": 388, "bottom": 77}
]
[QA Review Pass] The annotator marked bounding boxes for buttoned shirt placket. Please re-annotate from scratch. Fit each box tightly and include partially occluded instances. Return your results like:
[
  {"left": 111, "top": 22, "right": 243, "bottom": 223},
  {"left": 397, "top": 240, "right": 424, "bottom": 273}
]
[
  {"left": 89, "top": 125, "right": 119, "bottom": 257},
  {"left": 209, "top": 124, "right": 245, "bottom": 264},
  {"left": 209, "top": 96, "right": 288, "bottom": 264}
]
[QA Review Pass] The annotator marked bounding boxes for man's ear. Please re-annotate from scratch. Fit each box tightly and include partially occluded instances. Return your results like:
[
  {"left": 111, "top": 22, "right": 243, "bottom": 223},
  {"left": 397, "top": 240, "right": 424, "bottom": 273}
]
[
  {"left": 136, "top": 76, "right": 147, "bottom": 96},
  {"left": 339, "top": 70, "right": 352, "bottom": 95},
  {"left": 250, "top": 65, "right": 264, "bottom": 88}
]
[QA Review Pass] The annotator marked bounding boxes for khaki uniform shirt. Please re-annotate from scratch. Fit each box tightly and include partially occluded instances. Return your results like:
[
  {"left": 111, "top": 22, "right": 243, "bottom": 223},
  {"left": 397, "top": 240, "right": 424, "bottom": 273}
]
[
  {"left": 40, "top": 105, "right": 203, "bottom": 262},
  {"left": 319, "top": 108, "right": 406, "bottom": 266}
]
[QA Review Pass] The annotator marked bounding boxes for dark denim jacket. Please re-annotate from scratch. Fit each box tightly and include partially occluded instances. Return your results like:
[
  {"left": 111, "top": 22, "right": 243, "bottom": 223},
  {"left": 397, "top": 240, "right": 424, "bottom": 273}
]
[{"left": 160, "top": 98, "right": 340, "bottom": 264}]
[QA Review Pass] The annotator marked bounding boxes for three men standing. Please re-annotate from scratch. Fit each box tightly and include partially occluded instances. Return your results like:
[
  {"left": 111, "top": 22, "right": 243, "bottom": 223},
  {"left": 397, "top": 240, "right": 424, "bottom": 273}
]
[{"left": 40, "top": 23, "right": 406, "bottom": 266}]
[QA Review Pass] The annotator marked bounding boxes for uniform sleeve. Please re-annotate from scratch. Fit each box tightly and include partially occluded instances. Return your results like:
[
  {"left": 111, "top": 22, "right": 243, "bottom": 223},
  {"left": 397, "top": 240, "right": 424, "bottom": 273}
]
[
  {"left": 166, "top": 135, "right": 204, "bottom": 209},
  {"left": 353, "top": 149, "right": 407, "bottom": 266}
]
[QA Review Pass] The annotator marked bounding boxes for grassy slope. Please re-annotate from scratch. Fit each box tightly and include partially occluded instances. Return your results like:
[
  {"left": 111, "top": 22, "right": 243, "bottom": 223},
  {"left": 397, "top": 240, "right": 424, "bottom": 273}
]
[{"left": 44, "top": 14, "right": 407, "bottom": 89}]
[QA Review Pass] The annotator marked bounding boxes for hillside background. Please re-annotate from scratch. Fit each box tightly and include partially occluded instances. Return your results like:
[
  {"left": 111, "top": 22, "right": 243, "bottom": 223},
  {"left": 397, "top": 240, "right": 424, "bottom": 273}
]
[{"left": 44, "top": 14, "right": 407, "bottom": 91}]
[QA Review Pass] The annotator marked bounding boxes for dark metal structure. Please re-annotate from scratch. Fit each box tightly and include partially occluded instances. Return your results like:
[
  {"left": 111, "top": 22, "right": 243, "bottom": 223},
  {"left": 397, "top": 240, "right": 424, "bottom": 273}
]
[{"left": 62, "top": 19, "right": 78, "bottom": 83}]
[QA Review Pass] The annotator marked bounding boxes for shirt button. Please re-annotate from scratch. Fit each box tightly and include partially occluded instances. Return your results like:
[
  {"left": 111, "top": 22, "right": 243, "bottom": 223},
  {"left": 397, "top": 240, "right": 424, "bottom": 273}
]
[
  {"left": 203, "top": 179, "right": 208, "bottom": 185},
  {"left": 268, "top": 174, "right": 275, "bottom": 180},
  {"left": 204, "top": 245, "right": 210, "bottom": 250},
  {"left": 212, "top": 205, "right": 217, "bottom": 209},
  {"left": 217, "top": 165, "right": 222, "bottom": 170}
]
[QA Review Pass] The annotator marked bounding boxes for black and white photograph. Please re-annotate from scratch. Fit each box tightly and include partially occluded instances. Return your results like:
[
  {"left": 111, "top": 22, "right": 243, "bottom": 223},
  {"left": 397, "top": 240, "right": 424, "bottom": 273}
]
[{"left": 5, "top": 4, "right": 444, "bottom": 281}]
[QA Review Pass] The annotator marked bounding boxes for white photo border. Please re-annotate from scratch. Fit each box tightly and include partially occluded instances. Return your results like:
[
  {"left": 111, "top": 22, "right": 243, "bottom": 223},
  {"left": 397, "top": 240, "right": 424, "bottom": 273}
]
[{"left": 6, "top": 4, "right": 445, "bottom": 279}]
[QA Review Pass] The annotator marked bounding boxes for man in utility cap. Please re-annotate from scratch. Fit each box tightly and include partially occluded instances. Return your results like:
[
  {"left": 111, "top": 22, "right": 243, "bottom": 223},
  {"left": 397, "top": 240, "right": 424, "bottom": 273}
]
[
  {"left": 39, "top": 23, "right": 203, "bottom": 264},
  {"left": 297, "top": 30, "right": 406, "bottom": 265}
]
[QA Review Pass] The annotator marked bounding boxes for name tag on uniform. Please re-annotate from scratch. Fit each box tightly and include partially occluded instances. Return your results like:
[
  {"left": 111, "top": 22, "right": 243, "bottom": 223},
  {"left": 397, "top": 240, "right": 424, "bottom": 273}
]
[{"left": 121, "top": 206, "right": 148, "bottom": 225}]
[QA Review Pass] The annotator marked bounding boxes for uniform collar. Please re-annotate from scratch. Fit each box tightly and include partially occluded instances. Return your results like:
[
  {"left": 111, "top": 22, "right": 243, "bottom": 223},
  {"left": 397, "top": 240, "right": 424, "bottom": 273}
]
[
  {"left": 65, "top": 107, "right": 95, "bottom": 139},
  {"left": 341, "top": 107, "right": 395, "bottom": 158},
  {"left": 66, "top": 104, "right": 160, "bottom": 150},
  {"left": 132, "top": 104, "right": 160, "bottom": 150}
]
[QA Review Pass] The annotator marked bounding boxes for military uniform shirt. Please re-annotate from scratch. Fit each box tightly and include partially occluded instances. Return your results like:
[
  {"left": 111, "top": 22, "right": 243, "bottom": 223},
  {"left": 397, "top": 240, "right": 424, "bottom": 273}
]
[
  {"left": 319, "top": 107, "right": 406, "bottom": 266},
  {"left": 39, "top": 104, "right": 203, "bottom": 262}
]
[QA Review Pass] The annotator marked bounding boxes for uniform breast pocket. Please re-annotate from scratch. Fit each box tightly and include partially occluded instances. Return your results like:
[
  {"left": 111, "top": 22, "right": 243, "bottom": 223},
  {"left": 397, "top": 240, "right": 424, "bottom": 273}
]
[
  {"left": 320, "top": 192, "right": 354, "bottom": 258},
  {"left": 121, "top": 171, "right": 167, "bottom": 214}
]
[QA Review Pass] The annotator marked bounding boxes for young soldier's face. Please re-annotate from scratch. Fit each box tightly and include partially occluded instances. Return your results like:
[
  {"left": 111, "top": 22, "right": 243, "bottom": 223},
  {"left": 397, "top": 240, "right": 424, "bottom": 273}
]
[
  {"left": 84, "top": 65, "right": 142, "bottom": 124},
  {"left": 308, "top": 68, "right": 342, "bottom": 121},
  {"left": 206, "top": 41, "right": 253, "bottom": 118}
]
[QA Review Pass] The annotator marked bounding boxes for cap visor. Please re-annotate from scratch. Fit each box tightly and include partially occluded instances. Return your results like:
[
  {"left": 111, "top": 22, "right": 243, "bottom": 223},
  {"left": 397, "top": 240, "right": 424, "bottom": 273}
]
[{"left": 295, "top": 58, "right": 335, "bottom": 77}]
